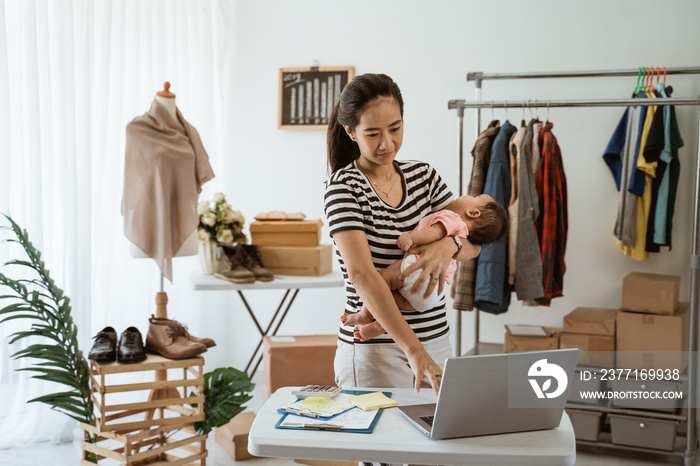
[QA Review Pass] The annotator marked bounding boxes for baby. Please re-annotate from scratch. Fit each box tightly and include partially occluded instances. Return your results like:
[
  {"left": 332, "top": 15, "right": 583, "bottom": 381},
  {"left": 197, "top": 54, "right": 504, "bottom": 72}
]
[{"left": 341, "top": 194, "right": 508, "bottom": 341}]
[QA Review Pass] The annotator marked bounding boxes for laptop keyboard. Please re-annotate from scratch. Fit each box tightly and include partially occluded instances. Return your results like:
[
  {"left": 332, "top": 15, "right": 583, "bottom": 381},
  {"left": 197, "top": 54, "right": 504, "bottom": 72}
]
[{"left": 419, "top": 415, "right": 434, "bottom": 426}]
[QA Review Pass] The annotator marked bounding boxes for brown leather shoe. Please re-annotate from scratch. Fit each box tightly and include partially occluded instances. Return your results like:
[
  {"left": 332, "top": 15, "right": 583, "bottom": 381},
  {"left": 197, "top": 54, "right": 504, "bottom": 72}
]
[
  {"left": 117, "top": 327, "right": 147, "bottom": 363},
  {"left": 146, "top": 316, "right": 207, "bottom": 360},
  {"left": 217, "top": 245, "right": 255, "bottom": 283},
  {"left": 239, "top": 244, "right": 274, "bottom": 282},
  {"left": 149, "top": 315, "right": 216, "bottom": 348}
]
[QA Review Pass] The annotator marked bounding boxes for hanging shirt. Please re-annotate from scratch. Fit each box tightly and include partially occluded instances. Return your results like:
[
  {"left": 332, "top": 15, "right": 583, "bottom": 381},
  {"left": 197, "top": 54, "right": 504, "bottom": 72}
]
[
  {"left": 535, "top": 122, "right": 568, "bottom": 306},
  {"left": 507, "top": 125, "right": 527, "bottom": 285},
  {"left": 515, "top": 119, "right": 544, "bottom": 301},
  {"left": 619, "top": 91, "right": 657, "bottom": 261},
  {"left": 452, "top": 120, "right": 501, "bottom": 312},
  {"left": 474, "top": 121, "right": 517, "bottom": 314},
  {"left": 653, "top": 85, "right": 685, "bottom": 248},
  {"left": 604, "top": 95, "right": 644, "bottom": 248},
  {"left": 644, "top": 86, "right": 667, "bottom": 253}
]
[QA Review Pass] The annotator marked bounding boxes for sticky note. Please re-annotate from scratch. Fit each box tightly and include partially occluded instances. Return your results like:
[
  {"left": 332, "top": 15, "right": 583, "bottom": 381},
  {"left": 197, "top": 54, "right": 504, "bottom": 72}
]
[
  {"left": 348, "top": 392, "right": 398, "bottom": 411},
  {"left": 301, "top": 396, "right": 347, "bottom": 414}
]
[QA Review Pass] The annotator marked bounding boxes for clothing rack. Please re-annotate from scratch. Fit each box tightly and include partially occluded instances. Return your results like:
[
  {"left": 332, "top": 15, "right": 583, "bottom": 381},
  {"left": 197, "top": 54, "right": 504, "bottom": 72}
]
[{"left": 448, "top": 67, "right": 700, "bottom": 466}]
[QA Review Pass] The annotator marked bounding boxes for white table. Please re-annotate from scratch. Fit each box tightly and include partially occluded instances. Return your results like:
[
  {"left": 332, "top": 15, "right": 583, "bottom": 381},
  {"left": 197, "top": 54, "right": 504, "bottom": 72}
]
[
  {"left": 189, "top": 272, "right": 344, "bottom": 376},
  {"left": 249, "top": 387, "right": 576, "bottom": 465}
]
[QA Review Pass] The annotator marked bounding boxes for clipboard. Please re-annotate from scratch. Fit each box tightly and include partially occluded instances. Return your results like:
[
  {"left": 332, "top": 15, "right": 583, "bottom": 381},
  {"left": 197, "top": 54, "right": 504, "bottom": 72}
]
[{"left": 274, "top": 390, "right": 392, "bottom": 434}]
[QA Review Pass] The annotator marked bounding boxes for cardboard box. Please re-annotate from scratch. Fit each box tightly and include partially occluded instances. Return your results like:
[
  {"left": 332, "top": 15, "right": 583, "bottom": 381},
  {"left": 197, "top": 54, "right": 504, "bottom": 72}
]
[
  {"left": 215, "top": 412, "right": 258, "bottom": 461},
  {"left": 559, "top": 333, "right": 615, "bottom": 367},
  {"left": 563, "top": 307, "right": 617, "bottom": 336},
  {"left": 263, "top": 335, "right": 338, "bottom": 400},
  {"left": 616, "top": 302, "right": 690, "bottom": 372},
  {"left": 258, "top": 245, "right": 332, "bottom": 276},
  {"left": 504, "top": 326, "right": 561, "bottom": 353},
  {"left": 621, "top": 272, "right": 680, "bottom": 315},
  {"left": 250, "top": 219, "right": 323, "bottom": 247}
]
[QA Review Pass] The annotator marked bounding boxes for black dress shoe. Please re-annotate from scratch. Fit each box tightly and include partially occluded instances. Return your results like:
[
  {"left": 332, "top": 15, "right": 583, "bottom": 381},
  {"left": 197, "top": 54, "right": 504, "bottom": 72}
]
[
  {"left": 118, "top": 327, "right": 147, "bottom": 363},
  {"left": 88, "top": 326, "right": 117, "bottom": 362}
]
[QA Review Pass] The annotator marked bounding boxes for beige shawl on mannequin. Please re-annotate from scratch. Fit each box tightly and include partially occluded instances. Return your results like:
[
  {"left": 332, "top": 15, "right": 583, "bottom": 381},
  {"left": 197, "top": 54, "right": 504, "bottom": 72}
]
[{"left": 122, "top": 99, "right": 215, "bottom": 281}]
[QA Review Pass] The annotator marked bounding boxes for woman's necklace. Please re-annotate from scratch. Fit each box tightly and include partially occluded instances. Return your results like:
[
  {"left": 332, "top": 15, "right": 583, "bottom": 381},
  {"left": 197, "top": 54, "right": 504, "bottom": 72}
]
[{"left": 369, "top": 173, "right": 400, "bottom": 198}]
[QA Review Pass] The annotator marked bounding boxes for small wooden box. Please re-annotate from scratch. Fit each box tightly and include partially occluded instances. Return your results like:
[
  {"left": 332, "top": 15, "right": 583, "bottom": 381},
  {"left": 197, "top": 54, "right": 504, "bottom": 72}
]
[
  {"left": 90, "top": 355, "right": 205, "bottom": 432},
  {"left": 258, "top": 245, "right": 333, "bottom": 276},
  {"left": 81, "top": 422, "right": 207, "bottom": 465},
  {"left": 215, "top": 412, "right": 258, "bottom": 461},
  {"left": 250, "top": 219, "right": 323, "bottom": 247}
]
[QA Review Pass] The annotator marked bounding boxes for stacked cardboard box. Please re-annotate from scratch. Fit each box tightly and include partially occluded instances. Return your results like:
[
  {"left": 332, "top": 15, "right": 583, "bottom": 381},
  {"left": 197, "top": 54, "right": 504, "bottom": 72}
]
[
  {"left": 215, "top": 412, "right": 258, "bottom": 461},
  {"left": 616, "top": 272, "right": 688, "bottom": 372},
  {"left": 251, "top": 218, "right": 332, "bottom": 276},
  {"left": 262, "top": 335, "right": 338, "bottom": 400},
  {"left": 503, "top": 326, "right": 561, "bottom": 353},
  {"left": 559, "top": 307, "right": 617, "bottom": 367}
]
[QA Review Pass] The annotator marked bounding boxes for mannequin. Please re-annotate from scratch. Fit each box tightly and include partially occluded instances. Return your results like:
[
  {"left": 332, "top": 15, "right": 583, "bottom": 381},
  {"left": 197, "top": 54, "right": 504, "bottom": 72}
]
[{"left": 129, "top": 82, "right": 199, "bottom": 259}]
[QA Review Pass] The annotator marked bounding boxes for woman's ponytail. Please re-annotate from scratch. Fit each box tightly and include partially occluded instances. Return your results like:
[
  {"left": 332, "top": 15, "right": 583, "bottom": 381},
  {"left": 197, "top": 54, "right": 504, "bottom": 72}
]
[{"left": 327, "top": 102, "right": 359, "bottom": 174}]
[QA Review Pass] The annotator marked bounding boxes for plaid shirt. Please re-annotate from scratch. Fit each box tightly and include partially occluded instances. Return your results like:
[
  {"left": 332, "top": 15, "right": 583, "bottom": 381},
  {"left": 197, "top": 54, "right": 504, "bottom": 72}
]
[
  {"left": 452, "top": 120, "right": 501, "bottom": 311},
  {"left": 535, "top": 123, "right": 568, "bottom": 305}
]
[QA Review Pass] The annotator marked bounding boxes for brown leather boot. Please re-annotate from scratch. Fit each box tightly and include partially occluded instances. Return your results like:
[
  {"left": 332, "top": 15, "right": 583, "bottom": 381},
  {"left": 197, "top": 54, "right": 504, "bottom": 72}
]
[
  {"left": 149, "top": 315, "right": 216, "bottom": 348},
  {"left": 239, "top": 244, "right": 274, "bottom": 282},
  {"left": 146, "top": 316, "right": 207, "bottom": 359},
  {"left": 216, "top": 245, "right": 255, "bottom": 283}
]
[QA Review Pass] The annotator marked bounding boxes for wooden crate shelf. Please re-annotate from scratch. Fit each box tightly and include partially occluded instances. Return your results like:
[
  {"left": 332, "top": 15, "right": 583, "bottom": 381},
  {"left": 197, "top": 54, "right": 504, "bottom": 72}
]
[
  {"left": 81, "top": 422, "right": 207, "bottom": 465},
  {"left": 90, "top": 355, "right": 205, "bottom": 433}
]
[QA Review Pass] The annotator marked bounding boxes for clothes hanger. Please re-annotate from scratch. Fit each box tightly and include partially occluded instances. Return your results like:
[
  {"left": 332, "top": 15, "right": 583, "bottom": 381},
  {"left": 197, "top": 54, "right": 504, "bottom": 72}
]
[
  {"left": 504, "top": 100, "right": 510, "bottom": 123},
  {"left": 490, "top": 102, "right": 495, "bottom": 122},
  {"left": 546, "top": 100, "right": 550, "bottom": 124},
  {"left": 521, "top": 101, "right": 526, "bottom": 127},
  {"left": 633, "top": 67, "right": 642, "bottom": 95},
  {"left": 663, "top": 66, "right": 667, "bottom": 85}
]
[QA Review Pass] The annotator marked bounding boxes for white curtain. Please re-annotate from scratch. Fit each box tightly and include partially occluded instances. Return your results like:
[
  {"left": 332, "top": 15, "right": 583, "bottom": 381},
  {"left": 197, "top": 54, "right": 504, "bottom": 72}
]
[{"left": 0, "top": 0, "right": 232, "bottom": 448}]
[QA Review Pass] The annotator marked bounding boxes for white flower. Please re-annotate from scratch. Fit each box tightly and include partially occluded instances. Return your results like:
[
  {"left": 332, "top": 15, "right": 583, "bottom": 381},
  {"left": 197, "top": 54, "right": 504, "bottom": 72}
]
[
  {"left": 201, "top": 212, "right": 217, "bottom": 227},
  {"left": 217, "top": 228, "right": 234, "bottom": 244},
  {"left": 213, "top": 192, "right": 226, "bottom": 203},
  {"left": 197, "top": 228, "right": 210, "bottom": 242},
  {"left": 233, "top": 210, "right": 245, "bottom": 224},
  {"left": 197, "top": 201, "right": 209, "bottom": 215},
  {"left": 221, "top": 208, "right": 236, "bottom": 223}
]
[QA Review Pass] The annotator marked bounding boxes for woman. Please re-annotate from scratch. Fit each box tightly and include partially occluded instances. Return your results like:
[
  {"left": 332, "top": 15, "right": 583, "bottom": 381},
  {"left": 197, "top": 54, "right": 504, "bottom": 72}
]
[{"left": 324, "top": 73, "right": 481, "bottom": 394}]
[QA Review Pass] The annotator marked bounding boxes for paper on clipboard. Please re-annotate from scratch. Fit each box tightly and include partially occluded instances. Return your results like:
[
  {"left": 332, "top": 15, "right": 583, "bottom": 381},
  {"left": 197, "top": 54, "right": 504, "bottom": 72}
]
[{"left": 279, "top": 404, "right": 379, "bottom": 430}]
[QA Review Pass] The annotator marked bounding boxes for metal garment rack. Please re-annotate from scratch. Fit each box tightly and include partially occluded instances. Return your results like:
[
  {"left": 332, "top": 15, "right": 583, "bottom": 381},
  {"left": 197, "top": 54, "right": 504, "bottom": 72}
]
[{"left": 447, "top": 67, "right": 700, "bottom": 466}]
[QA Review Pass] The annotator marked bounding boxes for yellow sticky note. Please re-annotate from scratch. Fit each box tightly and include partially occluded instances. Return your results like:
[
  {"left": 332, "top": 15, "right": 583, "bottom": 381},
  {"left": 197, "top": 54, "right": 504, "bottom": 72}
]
[
  {"left": 301, "top": 396, "right": 347, "bottom": 414},
  {"left": 348, "top": 392, "right": 398, "bottom": 411}
]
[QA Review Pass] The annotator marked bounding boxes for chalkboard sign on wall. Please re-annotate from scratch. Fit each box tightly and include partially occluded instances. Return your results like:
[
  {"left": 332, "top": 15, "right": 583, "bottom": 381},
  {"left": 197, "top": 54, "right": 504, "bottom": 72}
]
[{"left": 278, "top": 66, "right": 354, "bottom": 129}]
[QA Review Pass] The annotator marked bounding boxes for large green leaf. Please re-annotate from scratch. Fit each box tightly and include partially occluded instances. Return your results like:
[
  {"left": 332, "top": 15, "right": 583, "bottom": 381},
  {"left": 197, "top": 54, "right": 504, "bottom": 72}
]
[
  {"left": 0, "top": 214, "right": 94, "bottom": 427},
  {"left": 192, "top": 367, "right": 255, "bottom": 435}
]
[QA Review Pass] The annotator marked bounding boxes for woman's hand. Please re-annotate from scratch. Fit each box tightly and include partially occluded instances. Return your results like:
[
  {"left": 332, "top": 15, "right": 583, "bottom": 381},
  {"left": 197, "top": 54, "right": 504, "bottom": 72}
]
[
  {"left": 406, "top": 346, "right": 444, "bottom": 395},
  {"left": 398, "top": 236, "right": 480, "bottom": 298}
]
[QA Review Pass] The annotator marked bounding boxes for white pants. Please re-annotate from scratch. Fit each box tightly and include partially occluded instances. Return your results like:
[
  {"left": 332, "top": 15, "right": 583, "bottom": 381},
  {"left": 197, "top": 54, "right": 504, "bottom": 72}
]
[
  {"left": 399, "top": 254, "right": 442, "bottom": 312},
  {"left": 334, "top": 335, "right": 453, "bottom": 389}
]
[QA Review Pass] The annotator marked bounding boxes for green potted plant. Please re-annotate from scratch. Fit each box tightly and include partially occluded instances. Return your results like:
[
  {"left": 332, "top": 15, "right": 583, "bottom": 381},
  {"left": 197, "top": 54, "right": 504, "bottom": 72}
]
[{"left": 0, "top": 214, "right": 254, "bottom": 461}]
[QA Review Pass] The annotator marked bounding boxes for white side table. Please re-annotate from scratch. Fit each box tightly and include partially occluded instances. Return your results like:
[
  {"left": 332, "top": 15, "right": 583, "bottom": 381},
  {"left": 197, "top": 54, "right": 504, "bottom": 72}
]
[{"left": 189, "top": 272, "right": 344, "bottom": 376}]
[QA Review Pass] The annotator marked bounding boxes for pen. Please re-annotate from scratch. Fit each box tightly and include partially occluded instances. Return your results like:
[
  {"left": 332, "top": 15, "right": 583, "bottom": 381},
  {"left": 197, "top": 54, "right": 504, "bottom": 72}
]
[{"left": 283, "top": 422, "right": 343, "bottom": 431}]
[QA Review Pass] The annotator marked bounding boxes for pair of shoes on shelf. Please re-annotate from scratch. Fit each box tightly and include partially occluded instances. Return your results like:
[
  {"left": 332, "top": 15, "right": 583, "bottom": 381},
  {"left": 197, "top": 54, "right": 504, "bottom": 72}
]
[
  {"left": 216, "top": 244, "right": 273, "bottom": 284},
  {"left": 145, "top": 315, "right": 214, "bottom": 360},
  {"left": 88, "top": 326, "right": 147, "bottom": 364}
]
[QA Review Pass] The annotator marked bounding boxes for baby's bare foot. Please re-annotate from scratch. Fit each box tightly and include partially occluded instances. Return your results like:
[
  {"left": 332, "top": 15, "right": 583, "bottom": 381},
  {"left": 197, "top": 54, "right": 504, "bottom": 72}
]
[
  {"left": 353, "top": 322, "right": 386, "bottom": 341},
  {"left": 343, "top": 311, "right": 373, "bottom": 326}
]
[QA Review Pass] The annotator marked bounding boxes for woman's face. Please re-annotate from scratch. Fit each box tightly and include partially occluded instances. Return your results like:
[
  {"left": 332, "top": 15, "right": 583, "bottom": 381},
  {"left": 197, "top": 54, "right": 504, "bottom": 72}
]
[{"left": 345, "top": 97, "right": 403, "bottom": 169}]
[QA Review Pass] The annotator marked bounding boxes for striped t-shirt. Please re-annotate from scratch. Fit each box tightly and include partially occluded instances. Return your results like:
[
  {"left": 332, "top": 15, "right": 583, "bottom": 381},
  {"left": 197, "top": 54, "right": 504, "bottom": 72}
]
[{"left": 323, "top": 159, "right": 453, "bottom": 345}]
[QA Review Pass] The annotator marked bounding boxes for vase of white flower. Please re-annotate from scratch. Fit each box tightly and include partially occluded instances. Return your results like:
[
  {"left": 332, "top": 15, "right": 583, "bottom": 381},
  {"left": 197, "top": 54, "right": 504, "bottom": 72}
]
[{"left": 197, "top": 193, "right": 248, "bottom": 275}]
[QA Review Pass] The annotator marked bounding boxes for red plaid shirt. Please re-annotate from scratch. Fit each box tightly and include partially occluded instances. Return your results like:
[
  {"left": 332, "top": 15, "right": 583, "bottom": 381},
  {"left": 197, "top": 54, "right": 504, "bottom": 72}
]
[{"left": 535, "top": 123, "right": 568, "bottom": 305}]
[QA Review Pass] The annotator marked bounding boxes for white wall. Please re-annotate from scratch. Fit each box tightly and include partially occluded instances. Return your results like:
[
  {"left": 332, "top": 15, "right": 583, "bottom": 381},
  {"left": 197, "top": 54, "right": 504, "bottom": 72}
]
[{"left": 189, "top": 0, "right": 700, "bottom": 379}]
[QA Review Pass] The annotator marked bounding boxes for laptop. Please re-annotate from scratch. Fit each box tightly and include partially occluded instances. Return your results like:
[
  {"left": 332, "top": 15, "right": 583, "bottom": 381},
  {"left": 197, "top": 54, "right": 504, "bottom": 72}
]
[{"left": 397, "top": 348, "right": 579, "bottom": 439}]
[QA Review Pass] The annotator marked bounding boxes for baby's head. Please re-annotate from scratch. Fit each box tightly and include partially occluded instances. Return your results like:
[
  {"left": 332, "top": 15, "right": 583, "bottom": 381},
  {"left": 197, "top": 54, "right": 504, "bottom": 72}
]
[{"left": 451, "top": 194, "right": 508, "bottom": 245}]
